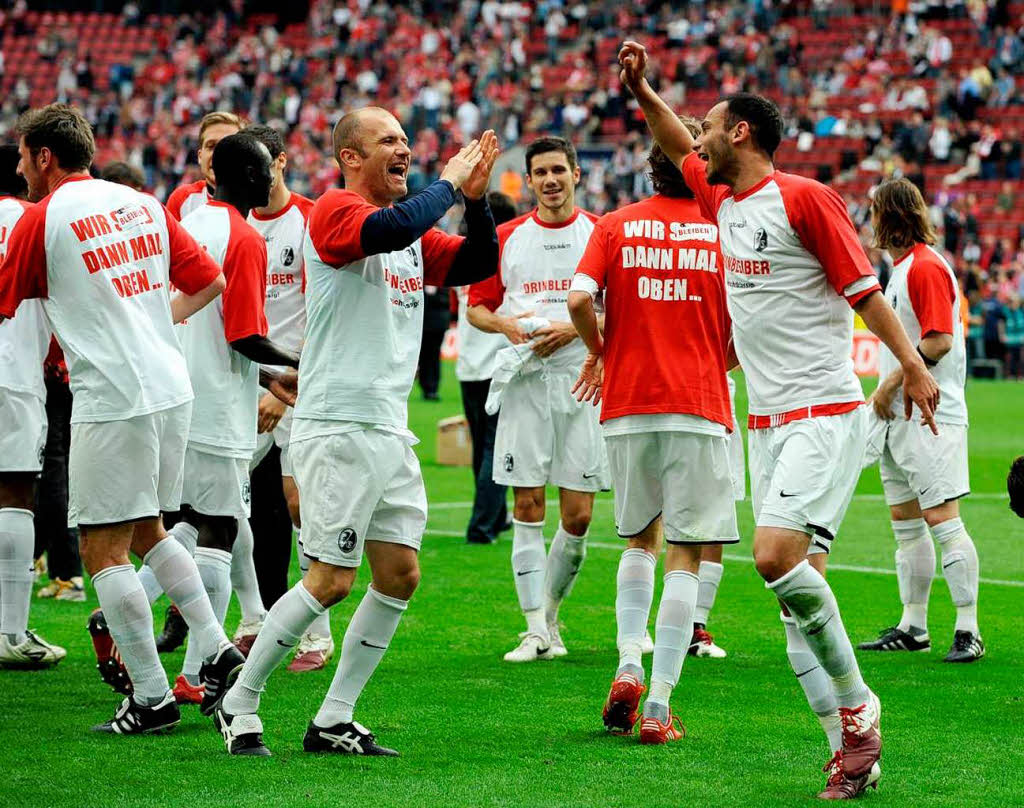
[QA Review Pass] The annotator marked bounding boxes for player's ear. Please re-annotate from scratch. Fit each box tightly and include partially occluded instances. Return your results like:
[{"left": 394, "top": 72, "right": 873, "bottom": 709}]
[
  {"left": 572, "top": 164, "right": 581, "bottom": 184},
  {"left": 731, "top": 121, "right": 750, "bottom": 147}
]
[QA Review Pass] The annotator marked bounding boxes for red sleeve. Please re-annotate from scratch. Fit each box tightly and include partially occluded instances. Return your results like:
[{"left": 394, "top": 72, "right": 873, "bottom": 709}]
[
  {"left": 222, "top": 225, "right": 268, "bottom": 342},
  {"left": 780, "top": 175, "right": 880, "bottom": 306},
  {"left": 467, "top": 222, "right": 512, "bottom": 311},
  {"left": 681, "top": 152, "right": 729, "bottom": 223},
  {"left": 907, "top": 257, "right": 956, "bottom": 337},
  {"left": 0, "top": 202, "right": 48, "bottom": 318},
  {"left": 165, "top": 184, "right": 189, "bottom": 221},
  {"left": 163, "top": 206, "right": 222, "bottom": 295},
  {"left": 574, "top": 218, "right": 612, "bottom": 289},
  {"left": 307, "top": 189, "right": 376, "bottom": 268},
  {"left": 421, "top": 227, "right": 464, "bottom": 286}
]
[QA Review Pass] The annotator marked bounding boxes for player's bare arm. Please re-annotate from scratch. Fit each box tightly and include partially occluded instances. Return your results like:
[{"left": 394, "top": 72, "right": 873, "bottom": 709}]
[
  {"left": 170, "top": 273, "right": 227, "bottom": 324},
  {"left": 259, "top": 366, "right": 297, "bottom": 406},
  {"left": 529, "top": 320, "right": 578, "bottom": 358},
  {"left": 257, "top": 392, "right": 287, "bottom": 434},
  {"left": 618, "top": 41, "right": 695, "bottom": 167},
  {"left": 567, "top": 288, "right": 604, "bottom": 405},
  {"left": 466, "top": 305, "right": 534, "bottom": 344},
  {"left": 855, "top": 290, "right": 940, "bottom": 433},
  {"left": 870, "top": 330, "right": 953, "bottom": 420}
]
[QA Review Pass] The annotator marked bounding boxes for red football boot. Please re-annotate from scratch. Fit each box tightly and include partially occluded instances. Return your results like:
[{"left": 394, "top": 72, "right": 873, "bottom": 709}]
[
  {"left": 172, "top": 674, "right": 204, "bottom": 705},
  {"left": 602, "top": 671, "right": 646, "bottom": 734},
  {"left": 87, "top": 609, "right": 132, "bottom": 695},
  {"left": 638, "top": 711, "right": 685, "bottom": 745},
  {"left": 839, "top": 692, "right": 882, "bottom": 779}
]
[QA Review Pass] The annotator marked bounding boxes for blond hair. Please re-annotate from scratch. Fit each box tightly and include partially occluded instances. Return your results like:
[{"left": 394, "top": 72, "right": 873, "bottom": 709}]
[
  {"left": 871, "top": 178, "right": 937, "bottom": 251},
  {"left": 198, "top": 111, "right": 244, "bottom": 142}
]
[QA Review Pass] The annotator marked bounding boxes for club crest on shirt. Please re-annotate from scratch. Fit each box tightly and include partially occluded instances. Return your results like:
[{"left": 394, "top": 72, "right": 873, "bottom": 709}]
[
  {"left": 754, "top": 228, "right": 768, "bottom": 252},
  {"left": 503, "top": 453, "right": 514, "bottom": 473},
  {"left": 338, "top": 527, "right": 358, "bottom": 554},
  {"left": 406, "top": 246, "right": 419, "bottom": 268},
  {"left": 241, "top": 481, "right": 251, "bottom": 506},
  {"left": 280, "top": 246, "right": 295, "bottom": 267}
]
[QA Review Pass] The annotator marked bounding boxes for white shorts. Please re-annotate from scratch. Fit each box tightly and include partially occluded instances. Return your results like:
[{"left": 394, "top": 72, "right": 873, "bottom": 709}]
[
  {"left": 291, "top": 427, "right": 427, "bottom": 568},
  {"left": 0, "top": 389, "right": 47, "bottom": 473},
  {"left": 180, "top": 444, "right": 252, "bottom": 519},
  {"left": 251, "top": 408, "right": 294, "bottom": 476},
  {"left": 728, "top": 424, "right": 746, "bottom": 501},
  {"left": 607, "top": 430, "right": 739, "bottom": 544},
  {"left": 68, "top": 402, "right": 191, "bottom": 527},
  {"left": 749, "top": 409, "right": 865, "bottom": 553},
  {"left": 881, "top": 420, "right": 969, "bottom": 510},
  {"left": 492, "top": 372, "right": 609, "bottom": 491}
]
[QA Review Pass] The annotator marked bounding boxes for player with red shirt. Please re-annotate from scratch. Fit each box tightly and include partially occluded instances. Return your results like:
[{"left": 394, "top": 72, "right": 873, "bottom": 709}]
[
  {"left": 620, "top": 43, "right": 941, "bottom": 797},
  {"left": 569, "top": 139, "right": 738, "bottom": 744},
  {"left": 0, "top": 104, "right": 237, "bottom": 735},
  {"left": 215, "top": 108, "right": 499, "bottom": 757},
  {"left": 858, "top": 179, "right": 983, "bottom": 663},
  {"left": 165, "top": 111, "right": 243, "bottom": 221}
]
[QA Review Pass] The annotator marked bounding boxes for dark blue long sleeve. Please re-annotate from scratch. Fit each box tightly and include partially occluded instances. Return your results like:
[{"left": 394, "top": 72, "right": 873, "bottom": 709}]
[
  {"left": 359, "top": 179, "right": 458, "bottom": 255},
  {"left": 442, "top": 196, "right": 499, "bottom": 287}
]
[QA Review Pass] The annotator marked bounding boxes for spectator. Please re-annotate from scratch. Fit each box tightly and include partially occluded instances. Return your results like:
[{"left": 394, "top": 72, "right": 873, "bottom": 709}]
[
  {"left": 981, "top": 283, "right": 1008, "bottom": 360},
  {"left": 1005, "top": 295, "right": 1024, "bottom": 378}
]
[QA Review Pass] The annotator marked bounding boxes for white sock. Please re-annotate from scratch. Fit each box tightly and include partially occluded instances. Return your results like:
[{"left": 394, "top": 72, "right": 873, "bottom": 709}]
[
  {"left": 297, "top": 529, "right": 330, "bottom": 638},
  {"left": 0, "top": 508, "right": 34, "bottom": 642},
  {"left": 177, "top": 547, "right": 233, "bottom": 677},
  {"left": 511, "top": 519, "right": 545, "bottom": 617},
  {"left": 231, "top": 518, "right": 266, "bottom": 623},
  {"left": 648, "top": 570, "right": 698, "bottom": 708},
  {"left": 893, "top": 518, "right": 934, "bottom": 632},
  {"left": 615, "top": 548, "right": 656, "bottom": 670},
  {"left": 693, "top": 560, "right": 723, "bottom": 626},
  {"left": 144, "top": 537, "right": 229, "bottom": 663},
  {"left": 91, "top": 564, "right": 169, "bottom": 705},
  {"left": 932, "top": 517, "right": 980, "bottom": 634},
  {"left": 223, "top": 582, "right": 323, "bottom": 715},
  {"left": 544, "top": 523, "right": 586, "bottom": 624},
  {"left": 315, "top": 587, "right": 408, "bottom": 727},
  {"left": 769, "top": 560, "right": 869, "bottom": 709},
  {"left": 169, "top": 520, "right": 199, "bottom": 555},
  {"left": 781, "top": 612, "right": 842, "bottom": 754},
  {"left": 136, "top": 564, "right": 165, "bottom": 605}
]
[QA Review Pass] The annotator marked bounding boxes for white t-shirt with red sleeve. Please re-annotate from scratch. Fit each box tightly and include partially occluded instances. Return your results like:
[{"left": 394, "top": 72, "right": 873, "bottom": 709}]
[
  {"left": 179, "top": 200, "right": 269, "bottom": 457},
  {"left": 468, "top": 208, "right": 597, "bottom": 370},
  {"left": 878, "top": 243, "right": 966, "bottom": 425},
  {"left": 0, "top": 176, "right": 221, "bottom": 423},
  {"left": 293, "top": 189, "right": 464, "bottom": 434},
  {"left": 166, "top": 179, "right": 209, "bottom": 222},
  {"left": 681, "top": 153, "right": 881, "bottom": 426},
  {"left": 0, "top": 196, "right": 49, "bottom": 400},
  {"left": 572, "top": 194, "right": 732, "bottom": 435}
]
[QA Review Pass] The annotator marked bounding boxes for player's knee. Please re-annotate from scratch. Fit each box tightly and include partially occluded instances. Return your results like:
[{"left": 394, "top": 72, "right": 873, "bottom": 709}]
[
  {"left": 513, "top": 498, "right": 545, "bottom": 523},
  {"left": 560, "top": 510, "right": 591, "bottom": 537},
  {"left": 79, "top": 533, "right": 130, "bottom": 576},
  {"left": 753, "top": 547, "right": 790, "bottom": 583}
]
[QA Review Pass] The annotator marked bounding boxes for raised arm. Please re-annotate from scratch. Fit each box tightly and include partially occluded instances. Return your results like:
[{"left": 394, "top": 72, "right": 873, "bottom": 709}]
[
  {"left": 171, "top": 274, "right": 225, "bottom": 323},
  {"left": 619, "top": 41, "right": 695, "bottom": 166}
]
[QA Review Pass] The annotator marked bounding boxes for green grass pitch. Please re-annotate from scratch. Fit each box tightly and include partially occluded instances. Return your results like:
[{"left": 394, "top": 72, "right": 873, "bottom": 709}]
[{"left": 3, "top": 364, "right": 1022, "bottom": 807}]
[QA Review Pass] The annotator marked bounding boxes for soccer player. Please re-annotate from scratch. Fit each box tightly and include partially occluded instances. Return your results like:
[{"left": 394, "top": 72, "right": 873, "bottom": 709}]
[
  {"left": 0, "top": 103, "right": 241, "bottom": 734},
  {"left": 857, "top": 179, "right": 983, "bottom": 663},
  {"left": 467, "top": 137, "right": 609, "bottom": 662},
  {"left": 568, "top": 138, "right": 738, "bottom": 743},
  {"left": 619, "top": 42, "right": 941, "bottom": 797},
  {"left": 166, "top": 111, "right": 243, "bottom": 221},
  {"left": 213, "top": 108, "right": 499, "bottom": 757},
  {"left": 1009, "top": 457, "right": 1024, "bottom": 517},
  {"left": 0, "top": 143, "right": 66, "bottom": 669},
  {"left": 169, "top": 132, "right": 301, "bottom": 707}
]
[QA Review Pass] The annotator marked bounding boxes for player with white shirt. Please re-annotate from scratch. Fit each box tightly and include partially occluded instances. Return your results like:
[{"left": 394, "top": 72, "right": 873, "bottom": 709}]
[
  {"left": 166, "top": 111, "right": 243, "bottom": 222},
  {"left": 0, "top": 103, "right": 245, "bottom": 735},
  {"left": 620, "top": 43, "right": 941, "bottom": 798},
  {"left": 569, "top": 139, "right": 738, "bottom": 744},
  {"left": 857, "top": 179, "right": 983, "bottom": 663},
  {"left": 0, "top": 144, "right": 66, "bottom": 670},
  {"left": 467, "top": 137, "right": 609, "bottom": 663},
  {"left": 213, "top": 108, "right": 500, "bottom": 757}
]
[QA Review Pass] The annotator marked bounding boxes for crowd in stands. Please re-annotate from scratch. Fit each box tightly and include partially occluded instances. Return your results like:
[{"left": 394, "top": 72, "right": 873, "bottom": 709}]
[{"left": 0, "top": 0, "right": 1021, "bottom": 374}]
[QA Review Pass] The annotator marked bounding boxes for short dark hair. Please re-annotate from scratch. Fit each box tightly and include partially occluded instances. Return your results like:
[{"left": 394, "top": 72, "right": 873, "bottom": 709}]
[
  {"left": 1009, "top": 456, "right": 1024, "bottom": 518},
  {"left": 648, "top": 117, "right": 701, "bottom": 199},
  {"left": 0, "top": 144, "right": 26, "bottom": 196},
  {"left": 486, "top": 191, "right": 517, "bottom": 225},
  {"left": 525, "top": 136, "right": 577, "bottom": 174},
  {"left": 245, "top": 124, "right": 286, "bottom": 159},
  {"left": 722, "top": 93, "right": 784, "bottom": 158},
  {"left": 16, "top": 103, "right": 95, "bottom": 172},
  {"left": 101, "top": 161, "right": 145, "bottom": 190},
  {"left": 212, "top": 132, "right": 269, "bottom": 190}
]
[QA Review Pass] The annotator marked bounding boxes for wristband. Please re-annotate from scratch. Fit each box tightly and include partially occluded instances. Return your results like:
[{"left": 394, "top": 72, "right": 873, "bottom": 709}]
[{"left": 917, "top": 345, "right": 938, "bottom": 367}]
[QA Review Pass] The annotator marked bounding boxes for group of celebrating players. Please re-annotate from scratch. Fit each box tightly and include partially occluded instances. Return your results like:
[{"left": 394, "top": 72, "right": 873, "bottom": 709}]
[{"left": 0, "top": 40, "right": 989, "bottom": 800}]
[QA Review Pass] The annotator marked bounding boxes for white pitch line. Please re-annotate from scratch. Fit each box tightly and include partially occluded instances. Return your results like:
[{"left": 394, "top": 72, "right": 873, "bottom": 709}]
[{"left": 421, "top": 531, "right": 1024, "bottom": 588}]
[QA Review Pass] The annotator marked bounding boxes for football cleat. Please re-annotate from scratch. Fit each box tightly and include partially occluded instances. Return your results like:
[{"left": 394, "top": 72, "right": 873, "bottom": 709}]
[
  {"left": 838, "top": 691, "right": 881, "bottom": 779},
  {"left": 818, "top": 751, "right": 881, "bottom": 800},
  {"left": 638, "top": 705, "right": 685, "bottom": 745},
  {"left": 88, "top": 609, "right": 132, "bottom": 694},
  {"left": 0, "top": 630, "right": 67, "bottom": 669},
  {"left": 92, "top": 692, "right": 180, "bottom": 735},
  {"left": 688, "top": 626, "right": 727, "bottom": 658},
  {"left": 173, "top": 674, "right": 204, "bottom": 705},
  {"left": 56, "top": 576, "right": 86, "bottom": 602},
  {"left": 198, "top": 643, "right": 246, "bottom": 716},
  {"left": 503, "top": 632, "right": 552, "bottom": 663},
  {"left": 213, "top": 708, "right": 271, "bottom": 756},
  {"left": 303, "top": 720, "right": 399, "bottom": 756},
  {"left": 36, "top": 578, "right": 70, "bottom": 599},
  {"left": 546, "top": 622, "right": 567, "bottom": 658},
  {"left": 943, "top": 630, "right": 985, "bottom": 663},
  {"left": 155, "top": 605, "right": 188, "bottom": 653},
  {"left": 287, "top": 632, "right": 335, "bottom": 673},
  {"left": 858, "top": 626, "right": 930, "bottom": 652},
  {"left": 602, "top": 669, "right": 645, "bottom": 734},
  {"left": 641, "top": 632, "right": 654, "bottom": 655},
  {"left": 232, "top": 616, "right": 265, "bottom": 658}
]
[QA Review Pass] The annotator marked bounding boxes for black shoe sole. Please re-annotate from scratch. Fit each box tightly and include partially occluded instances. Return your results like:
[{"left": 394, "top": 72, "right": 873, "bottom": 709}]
[
  {"left": 0, "top": 659, "right": 60, "bottom": 670},
  {"left": 213, "top": 709, "right": 272, "bottom": 756},
  {"left": 602, "top": 701, "right": 637, "bottom": 735},
  {"left": 202, "top": 659, "right": 245, "bottom": 717},
  {"left": 91, "top": 718, "right": 180, "bottom": 735}
]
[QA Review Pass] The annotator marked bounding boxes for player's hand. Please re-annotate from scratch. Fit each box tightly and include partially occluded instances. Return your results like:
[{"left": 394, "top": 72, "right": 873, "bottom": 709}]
[
  {"left": 440, "top": 139, "right": 484, "bottom": 192},
  {"left": 258, "top": 391, "right": 287, "bottom": 434},
  {"left": 902, "top": 360, "right": 940, "bottom": 435},
  {"left": 461, "top": 130, "right": 500, "bottom": 200},
  {"left": 501, "top": 311, "right": 534, "bottom": 345},
  {"left": 869, "top": 380, "right": 897, "bottom": 421},
  {"left": 571, "top": 352, "right": 604, "bottom": 406},
  {"left": 530, "top": 320, "right": 578, "bottom": 357},
  {"left": 618, "top": 40, "right": 649, "bottom": 92},
  {"left": 269, "top": 369, "right": 298, "bottom": 407}
]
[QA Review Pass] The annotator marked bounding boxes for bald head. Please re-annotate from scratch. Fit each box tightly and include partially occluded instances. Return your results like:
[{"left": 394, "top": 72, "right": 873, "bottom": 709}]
[
  {"left": 333, "top": 107, "right": 395, "bottom": 162},
  {"left": 331, "top": 106, "right": 411, "bottom": 205}
]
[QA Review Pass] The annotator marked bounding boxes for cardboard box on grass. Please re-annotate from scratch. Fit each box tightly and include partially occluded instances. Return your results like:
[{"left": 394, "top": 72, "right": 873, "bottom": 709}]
[{"left": 437, "top": 415, "right": 472, "bottom": 466}]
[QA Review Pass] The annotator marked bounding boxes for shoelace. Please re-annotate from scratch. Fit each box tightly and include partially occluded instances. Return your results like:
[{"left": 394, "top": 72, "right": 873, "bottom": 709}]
[
  {"left": 822, "top": 751, "right": 844, "bottom": 787},
  {"left": 839, "top": 703, "right": 872, "bottom": 739},
  {"left": 694, "top": 628, "right": 715, "bottom": 644},
  {"left": 953, "top": 632, "right": 974, "bottom": 651},
  {"left": 876, "top": 626, "right": 899, "bottom": 639}
]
